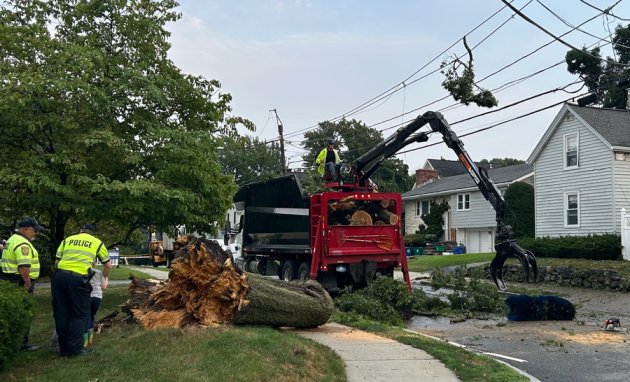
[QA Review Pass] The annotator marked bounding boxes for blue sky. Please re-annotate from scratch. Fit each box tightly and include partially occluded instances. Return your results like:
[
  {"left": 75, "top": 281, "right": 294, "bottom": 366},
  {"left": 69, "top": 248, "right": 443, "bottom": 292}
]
[{"left": 166, "top": 0, "right": 630, "bottom": 173}]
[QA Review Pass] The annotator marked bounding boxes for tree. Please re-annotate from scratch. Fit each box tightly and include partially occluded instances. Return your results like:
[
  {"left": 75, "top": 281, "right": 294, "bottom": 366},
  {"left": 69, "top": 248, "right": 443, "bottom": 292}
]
[
  {"left": 565, "top": 24, "right": 630, "bottom": 109},
  {"left": 0, "top": 0, "right": 253, "bottom": 261},
  {"left": 416, "top": 201, "right": 449, "bottom": 241},
  {"left": 301, "top": 119, "right": 414, "bottom": 193},
  {"left": 504, "top": 182, "right": 534, "bottom": 238},
  {"left": 479, "top": 158, "right": 525, "bottom": 168},
  {"left": 217, "top": 136, "right": 283, "bottom": 187}
]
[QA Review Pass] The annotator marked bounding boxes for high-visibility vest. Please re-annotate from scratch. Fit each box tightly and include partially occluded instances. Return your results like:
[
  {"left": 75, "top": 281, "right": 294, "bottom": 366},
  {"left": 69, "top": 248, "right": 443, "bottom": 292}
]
[
  {"left": 0, "top": 233, "right": 40, "bottom": 279},
  {"left": 315, "top": 148, "right": 341, "bottom": 175},
  {"left": 56, "top": 233, "right": 110, "bottom": 275}
]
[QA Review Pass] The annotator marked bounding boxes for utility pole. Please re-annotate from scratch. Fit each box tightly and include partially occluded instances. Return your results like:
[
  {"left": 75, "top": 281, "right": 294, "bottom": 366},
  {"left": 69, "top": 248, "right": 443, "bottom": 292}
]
[{"left": 271, "top": 109, "right": 287, "bottom": 175}]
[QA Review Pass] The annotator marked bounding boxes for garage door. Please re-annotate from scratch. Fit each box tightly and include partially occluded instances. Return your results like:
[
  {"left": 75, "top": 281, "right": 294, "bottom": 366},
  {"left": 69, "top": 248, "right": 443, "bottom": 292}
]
[{"left": 465, "top": 230, "right": 492, "bottom": 253}]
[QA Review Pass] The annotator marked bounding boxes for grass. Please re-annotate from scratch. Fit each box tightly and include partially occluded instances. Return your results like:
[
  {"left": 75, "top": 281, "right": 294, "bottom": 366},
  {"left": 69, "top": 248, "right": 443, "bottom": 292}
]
[
  {"left": 407, "top": 253, "right": 495, "bottom": 272},
  {"left": 333, "top": 313, "right": 528, "bottom": 382},
  {"left": 35, "top": 265, "right": 154, "bottom": 283},
  {"left": 407, "top": 252, "right": 630, "bottom": 279},
  {"left": 100, "top": 265, "right": 155, "bottom": 281},
  {"left": 1, "top": 286, "right": 346, "bottom": 382}
]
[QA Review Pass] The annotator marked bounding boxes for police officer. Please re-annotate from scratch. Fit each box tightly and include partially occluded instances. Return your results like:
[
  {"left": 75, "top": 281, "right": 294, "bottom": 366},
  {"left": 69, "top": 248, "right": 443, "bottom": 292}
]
[
  {"left": 0, "top": 217, "right": 43, "bottom": 351},
  {"left": 52, "top": 224, "right": 112, "bottom": 357}
]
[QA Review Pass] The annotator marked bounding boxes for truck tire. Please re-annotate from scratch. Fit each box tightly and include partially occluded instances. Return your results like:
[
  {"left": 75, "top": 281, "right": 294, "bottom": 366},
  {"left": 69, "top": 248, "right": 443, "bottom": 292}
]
[
  {"left": 281, "top": 260, "right": 298, "bottom": 281},
  {"left": 297, "top": 262, "right": 310, "bottom": 281}
]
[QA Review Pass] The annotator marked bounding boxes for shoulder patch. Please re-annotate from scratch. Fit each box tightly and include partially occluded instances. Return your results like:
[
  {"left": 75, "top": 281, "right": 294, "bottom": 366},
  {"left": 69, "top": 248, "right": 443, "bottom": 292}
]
[{"left": 21, "top": 245, "right": 30, "bottom": 257}]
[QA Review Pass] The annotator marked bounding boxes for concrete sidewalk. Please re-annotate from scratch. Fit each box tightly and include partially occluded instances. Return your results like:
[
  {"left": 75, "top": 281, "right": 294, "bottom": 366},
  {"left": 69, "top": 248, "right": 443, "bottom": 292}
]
[
  {"left": 292, "top": 323, "right": 459, "bottom": 382},
  {"left": 126, "top": 266, "right": 170, "bottom": 280}
]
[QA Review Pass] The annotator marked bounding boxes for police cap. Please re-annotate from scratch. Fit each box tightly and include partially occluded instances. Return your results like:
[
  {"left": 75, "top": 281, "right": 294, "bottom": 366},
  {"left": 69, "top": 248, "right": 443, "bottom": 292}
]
[{"left": 17, "top": 217, "right": 44, "bottom": 232}]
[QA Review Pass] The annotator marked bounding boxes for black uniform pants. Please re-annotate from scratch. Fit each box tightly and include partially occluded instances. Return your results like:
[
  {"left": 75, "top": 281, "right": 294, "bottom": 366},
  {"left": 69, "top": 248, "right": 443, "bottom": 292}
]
[
  {"left": 0, "top": 272, "right": 34, "bottom": 345},
  {"left": 52, "top": 270, "right": 91, "bottom": 356}
]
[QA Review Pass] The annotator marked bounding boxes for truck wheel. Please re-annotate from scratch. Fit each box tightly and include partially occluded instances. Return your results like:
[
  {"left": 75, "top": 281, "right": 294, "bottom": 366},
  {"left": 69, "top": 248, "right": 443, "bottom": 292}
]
[
  {"left": 297, "top": 262, "right": 310, "bottom": 281},
  {"left": 281, "top": 260, "right": 298, "bottom": 281}
]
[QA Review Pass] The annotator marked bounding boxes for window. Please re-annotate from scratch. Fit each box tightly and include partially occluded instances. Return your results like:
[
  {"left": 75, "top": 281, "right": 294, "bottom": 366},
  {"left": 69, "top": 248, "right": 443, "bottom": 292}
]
[
  {"left": 564, "top": 133, "right": 578, "bottom": 168},
  {"left": 565, "top": 192, "right": 579, "bottom": 226},
  {"left": 415, "top": 201, "right": 421, "bottom": 216},
  {"left": 615, "top": 152, "right": 627, "bottom": 161},
  {"left": 457, "top": 194, "right": 470, "bottom": 211},
  {"left": 421, "top": 201, "right": 430, "bottom": 216}
]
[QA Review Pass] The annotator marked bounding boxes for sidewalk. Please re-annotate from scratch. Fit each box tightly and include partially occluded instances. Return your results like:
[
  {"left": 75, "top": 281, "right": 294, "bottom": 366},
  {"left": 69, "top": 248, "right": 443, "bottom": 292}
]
[
  {"left": 291, "top": 323, "right": 459, "bottom": 382},
  {"left": 126, "top": 266, "right": 170, "bottom": 280}
]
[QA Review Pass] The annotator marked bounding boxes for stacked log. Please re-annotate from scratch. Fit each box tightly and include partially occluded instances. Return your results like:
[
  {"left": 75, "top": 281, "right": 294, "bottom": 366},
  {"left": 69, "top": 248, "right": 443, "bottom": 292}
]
[
  {"left": 328, "top": 197, "right": 399, "bottom": 226},
  {"left": 101, "top": 238, "right": 334, "bottom": 329}
]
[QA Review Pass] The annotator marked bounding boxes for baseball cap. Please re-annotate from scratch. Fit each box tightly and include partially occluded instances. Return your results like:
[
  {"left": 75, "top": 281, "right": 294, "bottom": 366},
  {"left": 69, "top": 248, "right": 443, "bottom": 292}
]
[
  {"left": 17, "top": 217, "right": 44, "bottom": 232},
  {"left": 326, "top": 138, "right": 334, "bottom": 145},
  {"left": 81, "top": 224, "right": 97, "bottom": 232}
]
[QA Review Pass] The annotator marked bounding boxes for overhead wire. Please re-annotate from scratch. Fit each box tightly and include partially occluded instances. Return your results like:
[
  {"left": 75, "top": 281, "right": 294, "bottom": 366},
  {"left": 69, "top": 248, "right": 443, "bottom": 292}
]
[
  {"left": 578, "top": 0, "right": 630, "bottom": 21},
  {"left": 277, "top": 0, "right": 529, "bottom": 140}
]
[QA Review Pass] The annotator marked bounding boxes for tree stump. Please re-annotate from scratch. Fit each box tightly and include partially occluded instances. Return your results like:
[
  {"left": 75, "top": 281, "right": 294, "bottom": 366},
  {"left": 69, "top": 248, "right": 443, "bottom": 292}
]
[{"left": 103, "top": 238, "right": 333, "bottom": 329}]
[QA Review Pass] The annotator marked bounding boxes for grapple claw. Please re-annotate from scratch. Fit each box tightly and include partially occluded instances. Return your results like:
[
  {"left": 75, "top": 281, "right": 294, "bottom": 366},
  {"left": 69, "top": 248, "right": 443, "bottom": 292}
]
[{"left": 490, "top": 241, "right": 538, "bottom": 291}]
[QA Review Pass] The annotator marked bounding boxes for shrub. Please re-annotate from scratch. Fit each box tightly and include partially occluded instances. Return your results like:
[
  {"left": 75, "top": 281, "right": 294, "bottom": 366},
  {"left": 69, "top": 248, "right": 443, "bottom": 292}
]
[
  {"left": 334, "top": 277, "right": 447, "bottom": 326},
  {"left": 518, "top": 234, "right": 621, "bottom": 260},
  {"left": 403, "top": 234, "right": 426, "bottom": 247},
  {"left": 431, "top": 267, "right": 504, "bottom": 313},
  {"left": 0, "top": 281, "right": 34, "bottom": 371}
]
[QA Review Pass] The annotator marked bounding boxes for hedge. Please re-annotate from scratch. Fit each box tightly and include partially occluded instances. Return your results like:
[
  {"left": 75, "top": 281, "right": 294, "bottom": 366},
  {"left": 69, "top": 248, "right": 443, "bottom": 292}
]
[
  {"left": 0, "top": 281, "right": 34, "bottom": 372},
  {"left": 518, "top": 234, "right": 622, "bottom": 260}
]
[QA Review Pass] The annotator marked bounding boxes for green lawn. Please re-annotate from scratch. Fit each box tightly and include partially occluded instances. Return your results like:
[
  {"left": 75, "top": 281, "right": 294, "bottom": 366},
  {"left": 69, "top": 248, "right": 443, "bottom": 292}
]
[
  {"left": 1, "top": 286, "right": 346, "bottom": 382},
  {"left": 407, "top": 252, "right": 630, "bottom": 279},
  {"left": 99, "top": 265, "right": 155, "bottom": 281},
  {"left": 407, "top": 253, "right": 495, "bottom": 272}
]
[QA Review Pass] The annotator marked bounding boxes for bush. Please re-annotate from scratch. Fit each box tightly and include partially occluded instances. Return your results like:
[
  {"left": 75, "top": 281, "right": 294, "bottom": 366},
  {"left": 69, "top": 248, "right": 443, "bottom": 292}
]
[
  {"left": 431, "top": 267, "right": 504, "bottom": 313},
  {"left": 0, "top": 281, "right": 34, "bottom": 371},
  {"left": 403, "top": 234, "right": 426, "bottom": 247},
  {"left": 518, "top": 234, "right": 621, "bottom": 260},
  {"left": 334, "top": 277, "right": 447, "bottom": 326}
]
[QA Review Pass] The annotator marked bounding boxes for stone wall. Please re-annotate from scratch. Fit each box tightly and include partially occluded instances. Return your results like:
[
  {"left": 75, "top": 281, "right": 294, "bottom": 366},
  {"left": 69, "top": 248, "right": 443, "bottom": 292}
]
[{"left": 470, "top": 264, "right": 630, "bottom": 292}]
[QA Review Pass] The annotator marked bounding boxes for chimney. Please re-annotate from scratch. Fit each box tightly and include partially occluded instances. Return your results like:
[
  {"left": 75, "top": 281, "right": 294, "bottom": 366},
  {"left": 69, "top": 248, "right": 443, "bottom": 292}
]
[{"left": 415, "top": 169, "right": 439, "bottom": 187}]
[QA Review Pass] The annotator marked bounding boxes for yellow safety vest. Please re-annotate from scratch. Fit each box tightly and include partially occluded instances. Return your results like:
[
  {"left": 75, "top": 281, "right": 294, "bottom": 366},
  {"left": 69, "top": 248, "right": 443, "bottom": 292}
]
[
  {"left": 56, "top": 233, "right": 110, "bottom": 275},
  {"left": 315, "top": 148, "right": 341, "bottom": 175},
  {"left": 1, "top": 233, "right": 40, "bottom": 279}
]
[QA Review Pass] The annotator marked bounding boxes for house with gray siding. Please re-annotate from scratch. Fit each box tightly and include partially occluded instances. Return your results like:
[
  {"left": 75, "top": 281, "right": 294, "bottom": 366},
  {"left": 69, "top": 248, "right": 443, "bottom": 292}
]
[
  {"left": 402, "top": 164, "right": 533, "bottom": 253},
  {"left": 527, "top": 103, "right": 630, "bottom": 237}
]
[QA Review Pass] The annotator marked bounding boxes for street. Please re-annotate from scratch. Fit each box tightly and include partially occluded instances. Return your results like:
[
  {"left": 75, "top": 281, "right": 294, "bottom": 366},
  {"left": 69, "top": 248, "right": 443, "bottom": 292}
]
[{"left": 406, "top": 281, "right": 630, "bottom": 382}]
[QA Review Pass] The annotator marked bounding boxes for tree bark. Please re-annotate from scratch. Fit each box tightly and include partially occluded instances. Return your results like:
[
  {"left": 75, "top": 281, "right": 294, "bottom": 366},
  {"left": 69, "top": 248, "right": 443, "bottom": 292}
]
[{"left": 104, "top": 238, "right": 333, "bottom": 329}]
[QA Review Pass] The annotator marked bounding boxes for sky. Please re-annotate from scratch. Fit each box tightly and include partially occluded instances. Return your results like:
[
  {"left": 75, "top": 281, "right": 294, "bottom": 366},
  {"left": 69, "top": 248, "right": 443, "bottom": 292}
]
[{"left": 165, "top": 0, "right": 630, "bottom": 174}]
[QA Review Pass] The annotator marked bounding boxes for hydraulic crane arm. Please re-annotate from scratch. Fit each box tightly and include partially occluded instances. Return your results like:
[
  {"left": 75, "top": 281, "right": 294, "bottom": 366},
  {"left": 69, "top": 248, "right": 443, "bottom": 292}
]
[{"left": 422, "top": 111, "right": 537, "bottom": 290}]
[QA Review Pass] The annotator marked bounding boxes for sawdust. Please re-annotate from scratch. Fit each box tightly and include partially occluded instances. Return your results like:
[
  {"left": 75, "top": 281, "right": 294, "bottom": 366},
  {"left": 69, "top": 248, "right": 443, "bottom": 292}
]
[{"left": 554, "top": 329, "right": 628, "bottom": 345}]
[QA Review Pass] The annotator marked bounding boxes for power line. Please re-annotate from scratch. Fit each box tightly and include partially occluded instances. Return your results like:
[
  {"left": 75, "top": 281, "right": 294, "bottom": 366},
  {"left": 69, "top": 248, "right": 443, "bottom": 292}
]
[
  {"left": 579, "top": 0, "right": 630, "bottom": 21},
  {"left": 501, "top": 0, "right": 630, "bottom": 67},
  {"left": 396, "top": 94, "right": 588, "bottom": 155},
  {"left": 278, "top": 1, "right": 529, "bottom": 141}
]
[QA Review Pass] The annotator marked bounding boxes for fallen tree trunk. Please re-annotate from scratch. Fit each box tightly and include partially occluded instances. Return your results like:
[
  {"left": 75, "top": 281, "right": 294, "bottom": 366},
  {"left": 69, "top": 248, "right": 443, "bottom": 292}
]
[{"left": 104, "top": 238, "right": 333, "bottom": 329}]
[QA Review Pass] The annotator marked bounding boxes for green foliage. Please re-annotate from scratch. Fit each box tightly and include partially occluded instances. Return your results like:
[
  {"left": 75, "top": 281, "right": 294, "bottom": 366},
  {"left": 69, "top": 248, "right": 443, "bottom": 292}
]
[
  {"left": 0, "top": 281, "right": 34, "bottom": 371},
  {"left": 479, "top": 158, "right": 525, "bottom": 167},
  {"left": 217, "top": 135, "right": 283, "bottom": 186},
  {"left": 416, "top": 200, "right": 449, "bottom": 241},
  {"left": 403, "top": 234, "right": 426, "bottom": 247},
  {"left": 334, "top": 277, "right": 447, "bottom": 326},
  {"left": 518, "top": 234, "right": 622, "bottom": 260},
  {"left": 431, "top": 267, "right": 504, "bottom": 313},
  {"left": 301, "top": 119, "right": 414, "bottom": 193},
  {"left": 0, "top": 0, "right": 252, "bottom": 251},
  {"left": 565, "top": 25, "right": 630, "bottom": 109},
  {"left": 440, "top": 40, "right": 498, "bottom": 108},
  {"left": 504, "top": 182, "right": 534, "bottom": 238}
]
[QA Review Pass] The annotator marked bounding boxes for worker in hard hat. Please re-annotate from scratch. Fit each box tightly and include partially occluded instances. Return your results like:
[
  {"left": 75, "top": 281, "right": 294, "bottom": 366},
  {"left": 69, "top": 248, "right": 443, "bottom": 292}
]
[{"left": 315, "top": 138, "right": 341, "bottom": 181}]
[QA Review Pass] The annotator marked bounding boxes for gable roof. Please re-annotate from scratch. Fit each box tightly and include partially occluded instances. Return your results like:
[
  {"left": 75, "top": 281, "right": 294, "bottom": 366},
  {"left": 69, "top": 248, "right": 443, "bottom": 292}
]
[
  {"left": 528, "top": 103, "right": 630, "bottom": 163},
  {"left": 569, "top": 105, "right": 630, "bottom": 147},
  {"left": 402, "top": 163, "right": 533, "bottom": 200},
  {"left": 425, "top": 159, "right": 501, "bottom": 178}
]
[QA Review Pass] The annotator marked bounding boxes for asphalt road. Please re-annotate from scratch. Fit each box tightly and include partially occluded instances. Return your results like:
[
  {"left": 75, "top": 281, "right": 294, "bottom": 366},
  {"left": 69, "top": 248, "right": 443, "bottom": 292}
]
[{"left": 406, "top": 281, "right": 630, "bottom": 382}]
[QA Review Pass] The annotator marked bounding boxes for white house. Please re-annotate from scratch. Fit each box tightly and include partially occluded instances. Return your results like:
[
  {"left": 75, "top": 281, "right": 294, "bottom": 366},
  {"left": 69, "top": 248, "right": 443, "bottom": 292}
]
[
  {"left": 402, "top": 164, "right": 533, "bottom": 253},
  {"left": 527, "top": 103, "right": 630, "bottom": 237}
]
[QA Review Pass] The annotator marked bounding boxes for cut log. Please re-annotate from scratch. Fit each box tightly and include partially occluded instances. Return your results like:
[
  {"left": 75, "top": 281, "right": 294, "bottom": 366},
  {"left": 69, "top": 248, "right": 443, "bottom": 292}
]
[
  {"left": 350, "top": 209, "right": 373, "bottom": 225},
  {"left": 102, "top": 238, "right": 333, "bottom": 330}
]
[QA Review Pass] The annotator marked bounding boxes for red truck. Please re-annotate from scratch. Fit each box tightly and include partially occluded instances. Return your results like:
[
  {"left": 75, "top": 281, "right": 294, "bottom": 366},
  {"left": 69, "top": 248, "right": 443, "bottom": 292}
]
[{"left": 234, "top": 111, "right": 537, "bottom": 291}]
